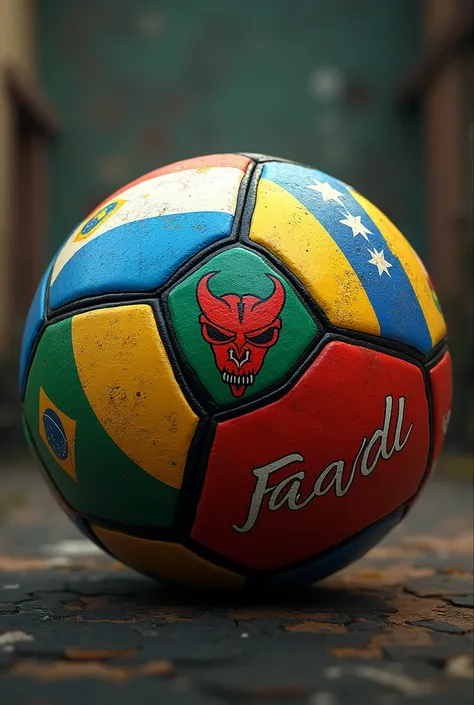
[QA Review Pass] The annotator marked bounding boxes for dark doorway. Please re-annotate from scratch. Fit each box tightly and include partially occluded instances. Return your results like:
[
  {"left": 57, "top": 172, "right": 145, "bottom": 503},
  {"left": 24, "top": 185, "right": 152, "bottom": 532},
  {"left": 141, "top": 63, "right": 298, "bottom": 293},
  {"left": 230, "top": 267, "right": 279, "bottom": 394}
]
[{"left": 6, "top": 67, "right": 58, "bottom": 348}]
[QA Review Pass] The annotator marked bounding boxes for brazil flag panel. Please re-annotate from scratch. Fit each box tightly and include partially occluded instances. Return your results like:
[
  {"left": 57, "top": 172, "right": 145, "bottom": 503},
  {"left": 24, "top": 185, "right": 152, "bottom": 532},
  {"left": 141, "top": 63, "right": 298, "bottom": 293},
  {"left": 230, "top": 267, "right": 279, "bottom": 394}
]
[
  {"left": 167, "top": 247, "right": 319, "bottom": 407},
  {"left": 23, "top": 313, "right": 189, "bottom": 527}
]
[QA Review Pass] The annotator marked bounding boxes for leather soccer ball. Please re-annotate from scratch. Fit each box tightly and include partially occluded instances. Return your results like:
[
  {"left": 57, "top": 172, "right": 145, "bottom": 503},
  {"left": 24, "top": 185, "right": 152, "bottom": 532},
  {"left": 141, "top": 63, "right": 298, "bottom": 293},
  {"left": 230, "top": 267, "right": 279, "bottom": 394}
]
[{"left": 20, "top": 153, "right": 452, "bottom": 589}]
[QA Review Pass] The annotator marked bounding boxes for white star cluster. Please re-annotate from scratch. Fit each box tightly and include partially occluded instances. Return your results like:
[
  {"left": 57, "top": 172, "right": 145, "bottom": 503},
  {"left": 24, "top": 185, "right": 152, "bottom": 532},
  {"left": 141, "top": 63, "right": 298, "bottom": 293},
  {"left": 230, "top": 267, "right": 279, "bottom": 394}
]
[{"left": 306, "top": 179, "right": 394, "bottom": 278}]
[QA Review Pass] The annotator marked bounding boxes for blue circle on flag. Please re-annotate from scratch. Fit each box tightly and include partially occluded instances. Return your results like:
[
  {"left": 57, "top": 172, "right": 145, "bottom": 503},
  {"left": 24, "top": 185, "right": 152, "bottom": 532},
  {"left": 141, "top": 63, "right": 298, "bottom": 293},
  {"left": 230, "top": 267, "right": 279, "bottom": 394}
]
[
  {"left": 80, "top": 201, "right": 118, "bottom": 236},
  {"left": 42, "top": 408, "right": 68, "bottom": 460}
]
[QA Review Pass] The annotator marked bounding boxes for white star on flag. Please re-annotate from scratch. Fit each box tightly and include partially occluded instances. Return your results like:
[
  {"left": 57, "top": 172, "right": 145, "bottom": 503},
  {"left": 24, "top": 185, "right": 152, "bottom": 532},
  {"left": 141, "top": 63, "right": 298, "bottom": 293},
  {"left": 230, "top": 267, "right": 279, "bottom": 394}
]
[
  {"left": 367, "top": 248, "right": 393, "bottom": 277},
  {"left": 340, "top": 213, "right": 372, "bottom": 241},
  {"left": 307, "top": 179, "right": 345, "bottom": 205}
]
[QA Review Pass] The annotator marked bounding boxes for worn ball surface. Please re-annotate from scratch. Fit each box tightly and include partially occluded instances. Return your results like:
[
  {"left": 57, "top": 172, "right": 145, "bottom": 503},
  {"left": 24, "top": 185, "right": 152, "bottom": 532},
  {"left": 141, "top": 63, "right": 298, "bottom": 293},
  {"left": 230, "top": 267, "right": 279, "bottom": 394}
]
[{"left": 21, "top": 153, "right": 452, "bottom": 589}]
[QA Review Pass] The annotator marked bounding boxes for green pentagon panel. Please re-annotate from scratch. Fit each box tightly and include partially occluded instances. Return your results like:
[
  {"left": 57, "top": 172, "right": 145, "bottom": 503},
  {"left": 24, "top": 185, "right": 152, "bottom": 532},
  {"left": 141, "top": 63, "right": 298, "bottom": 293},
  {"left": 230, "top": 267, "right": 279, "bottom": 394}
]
[
  {"left": 23, "top": 318, "right": 178, "bottom": 527},
  {"left": 167, "top": 247, "right": 318, "bottom": 406}
]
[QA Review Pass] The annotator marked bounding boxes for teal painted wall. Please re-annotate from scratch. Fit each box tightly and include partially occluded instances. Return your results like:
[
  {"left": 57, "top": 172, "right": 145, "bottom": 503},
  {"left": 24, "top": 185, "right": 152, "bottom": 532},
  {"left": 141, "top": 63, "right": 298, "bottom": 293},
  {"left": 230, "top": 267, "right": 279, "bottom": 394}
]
[{"left": 38, "top": 0, "right": 423, "bottom": 255}]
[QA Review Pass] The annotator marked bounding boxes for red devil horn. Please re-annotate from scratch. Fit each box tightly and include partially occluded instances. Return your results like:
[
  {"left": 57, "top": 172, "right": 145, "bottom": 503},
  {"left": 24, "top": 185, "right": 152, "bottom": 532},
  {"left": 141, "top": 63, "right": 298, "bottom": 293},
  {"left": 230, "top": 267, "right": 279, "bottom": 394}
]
[
  {"left": 250, "top": 275, "right": 285, "bottom": 328},
  {"left": 196, "top": 272, "right": 230, "bottom": 322}
]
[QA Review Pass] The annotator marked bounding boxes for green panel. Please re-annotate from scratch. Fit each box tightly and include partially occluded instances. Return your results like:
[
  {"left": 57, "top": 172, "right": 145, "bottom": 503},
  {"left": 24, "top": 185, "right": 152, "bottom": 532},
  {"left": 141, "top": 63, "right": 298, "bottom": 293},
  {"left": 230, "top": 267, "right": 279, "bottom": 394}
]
[
  {"left": 167, "top": 247, "right": 318, "bottom": 406},
  {"left": 24, "top": 318, "right": 178, "bottom": 527}
]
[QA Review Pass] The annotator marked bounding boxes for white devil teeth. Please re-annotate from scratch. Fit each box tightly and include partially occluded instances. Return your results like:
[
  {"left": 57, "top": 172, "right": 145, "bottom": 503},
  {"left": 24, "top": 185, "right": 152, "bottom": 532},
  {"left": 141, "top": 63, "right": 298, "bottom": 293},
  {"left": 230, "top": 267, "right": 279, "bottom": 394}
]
[{"left": 222, "top": 372, "right": 256, "bottom": 387}]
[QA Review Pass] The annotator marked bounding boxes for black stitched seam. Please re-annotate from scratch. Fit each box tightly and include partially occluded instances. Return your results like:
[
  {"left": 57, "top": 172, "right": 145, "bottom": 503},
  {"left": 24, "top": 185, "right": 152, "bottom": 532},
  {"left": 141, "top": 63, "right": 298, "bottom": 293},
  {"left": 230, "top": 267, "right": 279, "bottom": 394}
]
[
  {"left": 403, "top": 342, "right": 450, "bottom": 514},
  {"left": 44, "top": 159, "right": 257, "bottom": 321},
  {"left": 22, "top": 413, "right": 110, "bottom": 554},
  {"left": 212, "top": 331, "right": 433, "bottom": 422},
  {"left": 20, "top": 263, "right": 56, "bottom": 401},
  {"left": 76, "top": 495, "right": 413, "bottom": 581}
]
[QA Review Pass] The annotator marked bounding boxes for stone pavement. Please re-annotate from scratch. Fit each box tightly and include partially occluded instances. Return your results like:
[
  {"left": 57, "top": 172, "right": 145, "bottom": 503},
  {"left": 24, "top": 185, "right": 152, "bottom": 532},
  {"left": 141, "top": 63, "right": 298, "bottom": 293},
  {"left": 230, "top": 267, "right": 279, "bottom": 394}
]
[{"left": 0, "top": 462, "right": 472, "bottom": 705}]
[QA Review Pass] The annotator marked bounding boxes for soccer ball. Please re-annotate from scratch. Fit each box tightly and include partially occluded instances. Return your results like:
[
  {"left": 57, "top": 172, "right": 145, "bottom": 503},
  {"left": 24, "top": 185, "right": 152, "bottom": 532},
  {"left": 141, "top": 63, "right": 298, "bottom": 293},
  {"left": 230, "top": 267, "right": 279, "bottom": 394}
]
[{"left": 21, "top": 153, "right": 452, "bottom": 590}]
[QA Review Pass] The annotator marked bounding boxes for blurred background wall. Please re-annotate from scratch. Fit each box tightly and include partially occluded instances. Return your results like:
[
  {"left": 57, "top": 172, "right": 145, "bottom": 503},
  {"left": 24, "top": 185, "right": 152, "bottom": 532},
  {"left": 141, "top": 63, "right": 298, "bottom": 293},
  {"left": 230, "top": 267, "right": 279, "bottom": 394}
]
[{"left": 0, "top": 0, "right": 472, "bottom": 458}]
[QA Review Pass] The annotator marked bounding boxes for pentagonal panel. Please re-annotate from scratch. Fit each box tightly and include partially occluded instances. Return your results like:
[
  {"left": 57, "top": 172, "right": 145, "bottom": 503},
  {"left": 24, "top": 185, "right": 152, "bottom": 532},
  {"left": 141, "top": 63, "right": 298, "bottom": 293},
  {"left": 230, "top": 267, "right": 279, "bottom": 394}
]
[
  {"left": 249, "top": 161, "right": 446, "bottom": 353},
  {"left": 24, "top": 304, "right": 199, "bottom": 527},
  {"left": 191, "top": 340, "right": 430, "bottom": 570},
  {"left": 48, "top": 154, "right": 251, "bottom": 309},
  {"left": 166, "top": 246, "right": 319, "bottom": 407}
]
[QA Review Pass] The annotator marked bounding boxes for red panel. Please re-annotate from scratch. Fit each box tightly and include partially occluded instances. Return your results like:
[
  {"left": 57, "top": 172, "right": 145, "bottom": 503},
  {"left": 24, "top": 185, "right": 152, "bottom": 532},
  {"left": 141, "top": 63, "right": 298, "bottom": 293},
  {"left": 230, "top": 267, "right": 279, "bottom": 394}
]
[
  {"left": 429, "top": 351, "right": 453, "bottom": 464},
  {"left": 192, "top": 341, "right": 430, "bottom": 570},
  {"left": 97, "top": 154, "right": 252, "bottom": 208}
]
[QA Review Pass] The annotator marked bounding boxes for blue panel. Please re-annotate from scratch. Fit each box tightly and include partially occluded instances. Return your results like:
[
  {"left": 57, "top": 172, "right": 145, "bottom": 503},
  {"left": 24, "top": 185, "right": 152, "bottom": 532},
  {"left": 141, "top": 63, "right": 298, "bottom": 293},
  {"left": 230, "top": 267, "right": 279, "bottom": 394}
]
[
  {"left": 49, "top": 211, "right": 234, "bottom": 309},
  {"left": 42, "top": 409, "right": 69, "bottom": 460},
  {"left": 263, "top": 506, "right": 405, "bottom": 588},
  {"left": 263, "top": 162, "right": 431, "bottom": 353},
  {"left": 19, "top": 261, "right": 53, "bottom": 394}
]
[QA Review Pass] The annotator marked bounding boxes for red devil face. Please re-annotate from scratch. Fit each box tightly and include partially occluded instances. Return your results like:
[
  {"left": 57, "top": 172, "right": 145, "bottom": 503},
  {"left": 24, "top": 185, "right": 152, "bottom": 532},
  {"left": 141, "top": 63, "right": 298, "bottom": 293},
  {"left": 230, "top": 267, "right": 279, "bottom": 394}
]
[{"left": 197, "top": 272, "right": 285, "bottom": 397}]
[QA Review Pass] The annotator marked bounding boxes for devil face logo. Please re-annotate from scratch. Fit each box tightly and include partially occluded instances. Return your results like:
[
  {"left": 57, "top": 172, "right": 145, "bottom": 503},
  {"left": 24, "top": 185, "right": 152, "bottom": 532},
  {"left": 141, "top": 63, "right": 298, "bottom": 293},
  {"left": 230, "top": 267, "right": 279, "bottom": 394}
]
[{"left": 197, "top": 272, "right": 285, "bottom": 397}]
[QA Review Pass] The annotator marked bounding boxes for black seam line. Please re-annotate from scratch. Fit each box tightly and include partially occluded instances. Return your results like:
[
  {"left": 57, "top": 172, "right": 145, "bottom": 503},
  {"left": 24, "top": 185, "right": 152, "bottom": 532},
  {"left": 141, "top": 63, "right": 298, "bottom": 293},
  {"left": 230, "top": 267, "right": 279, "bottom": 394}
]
[
  {"left": 44, "top": 256, "right": 54, "bottom": 321},
  {"left": 20, "top": 263, "right": 56, "bottom": 401},
  {"left": 159, "top": 288, "right": 219, "bottom": 414},
  {"left": 403, "top": 342, "right": 447, "bottom": 513},
  {"left": 44, "top": 160, "right": 257, "bottom": 322},
  {"left": 151, "top": 301, "right": 207, "bottom": 419},
  {"left": 24, "top": 408, "right": 187, "bottom": 549},
  {"left": 330, "top": 329, "right": 448, "bottom": 365},
  {"left": 212, "top": 330, "right": 433, "bottom": 423},
  {"left": 245, "top": 499, "right": 410, "bottom": 582},
  {"left": 77, "top": 493, "right": 413, "bottom": 582},
  {"left": 21, "top": 413, "right": 111, "bottom": 555},
  {"left": 235, "top": 156, "right": 449, "bottom": 367},
  {"left": 402, "top": 366, "right": 434, "bottom": 518},
  {"left": 42, "top": 240, "right": 236, "bottom": 320},
  {"left": 425, "top": 340, "right": 449, "bottom": 369},
  {"left": 148, "top": 298, "right": 216, "bottom": 536},
  {"left": 23, "top": 329, "right": 435, "bottom": 568},
  {"left": 148, "top": 161, "right": 260, "bottom": 534},
  {"left": 237, "top": 162, "right": 263, "bottom": 244},
  {"left": 173, "top": 419, "right": 217, "bottom": 536},
  {"left": 242, "top": 239, "right": 449, "bottom": 366},
  {"left": 22, "top": 284, "right": 448, "bottom": 421},
  {"left": 22, "top": 295, "right": 447, "bottom": 427},
  {"left": 237, "top": 152, "right": 297, "bottom": 166}
]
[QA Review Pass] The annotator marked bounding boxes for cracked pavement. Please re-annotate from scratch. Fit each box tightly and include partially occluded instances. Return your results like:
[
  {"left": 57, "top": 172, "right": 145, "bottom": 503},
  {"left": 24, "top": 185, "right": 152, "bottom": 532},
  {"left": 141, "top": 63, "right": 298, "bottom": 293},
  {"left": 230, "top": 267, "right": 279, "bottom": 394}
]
[{"left": 0, "top": 461, "right": 472, "bottom": 705}]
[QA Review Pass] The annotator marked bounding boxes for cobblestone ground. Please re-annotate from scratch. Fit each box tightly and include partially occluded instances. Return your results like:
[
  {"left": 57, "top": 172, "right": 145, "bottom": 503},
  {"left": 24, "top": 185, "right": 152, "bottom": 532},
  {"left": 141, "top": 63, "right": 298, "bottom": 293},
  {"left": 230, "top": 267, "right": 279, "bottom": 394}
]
[{"left": 0, "top": 462, "right": 472, "bottom": 705}]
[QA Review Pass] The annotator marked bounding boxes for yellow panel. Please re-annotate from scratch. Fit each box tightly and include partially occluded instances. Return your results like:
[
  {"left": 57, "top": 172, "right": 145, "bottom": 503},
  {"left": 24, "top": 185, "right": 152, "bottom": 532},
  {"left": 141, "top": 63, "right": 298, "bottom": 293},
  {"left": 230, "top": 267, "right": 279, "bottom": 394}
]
[
  {"left": 93, "top": 526, "right": 245, "bottom": 589},
  {"left": 350, "top": 189, "right": 447, "bottom": 346},
  {"left": 39, "top": 387, "right": 77, "bottom": 480},
  {"left": 72, "top": 305, "right": 199, "bottom": 489},
  {"left": 250, "top": 179, "right": 380, "bottom": 335}
]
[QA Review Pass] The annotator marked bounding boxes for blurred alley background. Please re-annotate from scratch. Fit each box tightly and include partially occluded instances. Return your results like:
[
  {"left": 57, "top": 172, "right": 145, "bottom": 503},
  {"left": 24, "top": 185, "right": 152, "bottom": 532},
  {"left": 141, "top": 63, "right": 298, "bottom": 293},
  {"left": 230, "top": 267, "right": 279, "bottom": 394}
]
[{"left": 0, "top": 0, "right": 472, "bottom": 464}]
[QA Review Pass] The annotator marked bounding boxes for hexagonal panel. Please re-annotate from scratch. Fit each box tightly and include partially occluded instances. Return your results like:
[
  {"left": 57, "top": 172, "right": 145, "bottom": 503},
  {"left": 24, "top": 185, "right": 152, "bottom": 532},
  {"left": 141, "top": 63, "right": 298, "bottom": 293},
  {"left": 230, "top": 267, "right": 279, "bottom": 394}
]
[
  {"left": 48, "top": 154, "right": 251, "bottom": 309},
  {"left": 24, "top": 304, "right": 199, "bottom": 527},
  {"left": 166, "top": 247, "right": 319, "bottom": 407},
  {"left": 191, "top": 340, "right": 430, "bottom": 571},
  {"left": 249, "top": 161, "right": 446, "bottom": 353}
]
